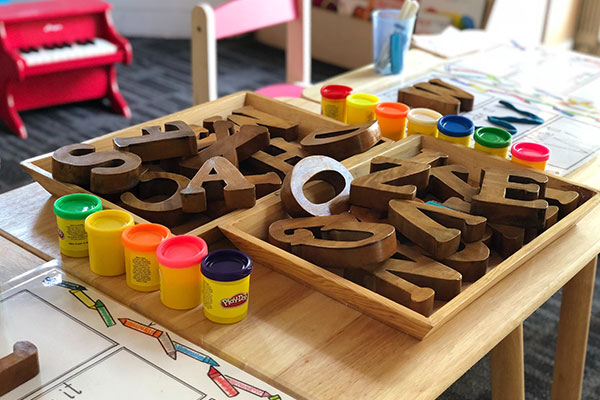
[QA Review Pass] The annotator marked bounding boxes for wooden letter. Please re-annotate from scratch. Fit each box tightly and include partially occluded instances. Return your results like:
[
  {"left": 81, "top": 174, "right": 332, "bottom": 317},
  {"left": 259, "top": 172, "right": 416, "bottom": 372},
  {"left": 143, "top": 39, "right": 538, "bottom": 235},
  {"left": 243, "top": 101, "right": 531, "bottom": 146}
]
[
  {"left": 180, "top": 156, "right": 255, "bottom": 213},
  {"left": 429, "top": 164, "right": 479, "bottom": 202},
  {"left": 0, "top": 341, "right": 40, "bottom": 396},
  {"left": 545, "top": 187, "right": 579, "bottom": 219},
  {"left": 388, "top": 200, "right": 486, "bottom": 259},
  {"left": 442, "top": 241, "right": 490, "bottom": 282},
  {"left": 179, "top": 121, "right": 269, "bottom": 174},
  {"left": 113, "top": 121, "right": 198, "bottom": 162},
  {"left": 397, "top": 86, "right": 460, "bottom": 115},
  {"left": 442, "top": 197, "right": 471, "bottom": 213},
  {"left": 232, "top": 105, "right": 298, "bottom": 141},
  {"left": 242, "top": 137, "right": 307, "bottom": 179},
  {"left": 52, "top": 143, "right": 142, "bottom": 194},
  {"left": 300, "top": 122, "right": 381, "bottom": 161},
  {"left": 245, "top": 172, "right": 282, "bottom": 198},
  {"left": 121, "top": 171, "right": 190, "bottom": 227},
  {"left": 350, "top": 162, "right": 429, "bottom": 211},
  {"left": 488, "top": 223, "right": 525, "bottom": 258},
  {"left": 414, "top": 79, "right": 474, "bottom": 111},
  {"left": 471, "top": 169, "right": 548, "bottom": 228},
  {"left": 378, "top": 243, "right": 462, "bottom": 301},
  {"left": 268, "top": 214, "right": 397, "bottom": 268},
  {"left": 281, "top": 156, "right": 354, "bottom": 217},
  {"left": 370, "top": 149, "right": 448, "bottom": 173}
]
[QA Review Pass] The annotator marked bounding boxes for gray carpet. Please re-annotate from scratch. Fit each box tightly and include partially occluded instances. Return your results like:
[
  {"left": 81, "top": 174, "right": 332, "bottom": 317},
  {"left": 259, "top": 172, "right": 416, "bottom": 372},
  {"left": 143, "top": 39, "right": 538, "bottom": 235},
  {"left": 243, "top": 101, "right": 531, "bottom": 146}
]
[{"left": 0, "top": 36, "right": 598, "bottom": 399}]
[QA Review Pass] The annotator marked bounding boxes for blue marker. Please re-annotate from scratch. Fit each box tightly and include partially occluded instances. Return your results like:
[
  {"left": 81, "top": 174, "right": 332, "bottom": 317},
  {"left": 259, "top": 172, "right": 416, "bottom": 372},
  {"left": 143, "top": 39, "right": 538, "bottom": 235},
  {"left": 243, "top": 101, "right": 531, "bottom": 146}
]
[
  {"left": 173, "top": 342, "right": 219, "bottom": 366},
  {"left": 42, "top": 276, "right": 87, "bottom": 291}
]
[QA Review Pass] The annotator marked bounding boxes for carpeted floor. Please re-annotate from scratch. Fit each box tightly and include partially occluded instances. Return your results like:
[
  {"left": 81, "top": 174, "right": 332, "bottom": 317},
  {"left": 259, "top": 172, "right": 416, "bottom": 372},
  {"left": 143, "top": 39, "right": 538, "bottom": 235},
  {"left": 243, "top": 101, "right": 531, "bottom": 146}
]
[{"left": 0, "top": 36, "right": 598, "bottom": 399}]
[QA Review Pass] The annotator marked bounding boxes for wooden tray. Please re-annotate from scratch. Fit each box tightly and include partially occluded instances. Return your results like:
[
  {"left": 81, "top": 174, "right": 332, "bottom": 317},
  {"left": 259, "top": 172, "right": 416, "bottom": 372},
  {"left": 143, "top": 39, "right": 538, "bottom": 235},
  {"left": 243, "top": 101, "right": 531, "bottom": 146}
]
[
  {"left": 220, "top": 135, "right": 600, "bottom": 340},
  {"left": 21, "top": 91, "right": 392, "bottom": 243}
]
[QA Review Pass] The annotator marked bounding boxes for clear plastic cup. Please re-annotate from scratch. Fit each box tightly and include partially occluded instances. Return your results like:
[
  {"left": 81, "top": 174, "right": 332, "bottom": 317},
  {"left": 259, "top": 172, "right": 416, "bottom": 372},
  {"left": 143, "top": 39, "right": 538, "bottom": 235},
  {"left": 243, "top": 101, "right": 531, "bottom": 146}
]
[{"left": 372, "top": 9, "right": 416, "bottom": 75}]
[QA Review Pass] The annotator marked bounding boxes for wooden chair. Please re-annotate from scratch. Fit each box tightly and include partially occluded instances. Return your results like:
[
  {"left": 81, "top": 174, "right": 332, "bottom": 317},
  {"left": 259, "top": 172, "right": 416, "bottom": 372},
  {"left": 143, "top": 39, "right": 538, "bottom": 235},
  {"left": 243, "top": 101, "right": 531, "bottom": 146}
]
[{"left": 191, "top": 0, "right": 311, "bottom": 105}]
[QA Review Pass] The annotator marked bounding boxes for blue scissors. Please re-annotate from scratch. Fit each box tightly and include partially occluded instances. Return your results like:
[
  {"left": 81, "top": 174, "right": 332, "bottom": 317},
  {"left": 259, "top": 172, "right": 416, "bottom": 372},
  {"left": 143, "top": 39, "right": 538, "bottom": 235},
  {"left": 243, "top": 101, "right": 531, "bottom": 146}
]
[{"left": 487, "top": 100, "right": 544, "bottom": 135}]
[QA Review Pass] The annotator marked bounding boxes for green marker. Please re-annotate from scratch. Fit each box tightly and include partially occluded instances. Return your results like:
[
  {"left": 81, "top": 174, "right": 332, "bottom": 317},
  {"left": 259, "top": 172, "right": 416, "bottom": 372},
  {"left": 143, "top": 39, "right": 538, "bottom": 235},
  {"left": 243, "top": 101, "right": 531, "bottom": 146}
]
[{"left": 94, "top": 300, "right": 115, "bottom": 327}]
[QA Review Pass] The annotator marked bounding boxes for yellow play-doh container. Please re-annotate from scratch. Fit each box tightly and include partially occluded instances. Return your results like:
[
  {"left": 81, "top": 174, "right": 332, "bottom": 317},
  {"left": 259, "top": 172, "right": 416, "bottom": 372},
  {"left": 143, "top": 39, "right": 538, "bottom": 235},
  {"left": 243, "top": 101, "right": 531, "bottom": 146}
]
[
  {"left": 321, "top": 85, "right": 353, "bottom": 122},
  {"left": 406, "top": 108, "right": 442, "bottom": 137},
  {"left": 201, "top": 249, "right": 253, "bottom": 324},
  {"left": 474, "top": 127, "right": 512, "bottom": 158},
  {"left": 85, "top": 210, "right": 134, "bottom": 276},
  {"left": 346, "top": 93, "right": 379, "bottom": 124},
  {"left": 511, "top": 142, "right": 550, "bottom": 170},
  {"left": 122, "top": 224, "right": 171, "bottom": 292},
  {"left": 437, "top": 115, "right": 474, "bottom": 146},
  {"left": 375, "top": 102, "right": 409, "bottom": 140},
  {"left": 53, "top": 194, "right": 102, "bottom": 257},
  {"left": 156, "top": 235, "right": 208, "bottom": 310}
]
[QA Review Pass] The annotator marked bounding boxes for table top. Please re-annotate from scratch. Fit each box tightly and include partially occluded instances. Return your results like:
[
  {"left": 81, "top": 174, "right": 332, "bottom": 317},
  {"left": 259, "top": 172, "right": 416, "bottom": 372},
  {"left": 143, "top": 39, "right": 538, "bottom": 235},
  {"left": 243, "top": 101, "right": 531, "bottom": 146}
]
[{"left": 1, "top": 159, "right": 599, "bottom": 399}]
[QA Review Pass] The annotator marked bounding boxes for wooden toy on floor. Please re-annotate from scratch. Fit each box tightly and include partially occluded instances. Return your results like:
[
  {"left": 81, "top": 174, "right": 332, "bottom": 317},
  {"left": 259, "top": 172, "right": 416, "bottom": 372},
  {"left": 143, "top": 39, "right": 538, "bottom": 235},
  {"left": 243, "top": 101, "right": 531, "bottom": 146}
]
[
  {"left": 52, "top": 144, "right": 142, "bottom": 194},
  {"left": 113, "top": 121, "right": 198, "bottom": 162},
  {"left": 0, "top": 341, "right": 40, "bottom": 396}
]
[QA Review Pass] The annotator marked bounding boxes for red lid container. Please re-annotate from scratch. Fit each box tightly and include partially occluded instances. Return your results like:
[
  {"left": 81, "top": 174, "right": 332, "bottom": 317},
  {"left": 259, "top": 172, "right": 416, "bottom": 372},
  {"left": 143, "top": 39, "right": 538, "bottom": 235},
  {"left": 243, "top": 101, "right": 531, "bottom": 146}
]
[
  {"left": 511, "top": 142, "right": 550, "bottom": 162},
  {"left": 320, "top": 85, "right": 353, "bottom": 100},
  {"left": 156, "top": 235, "right": 208, "bottom": 269}
]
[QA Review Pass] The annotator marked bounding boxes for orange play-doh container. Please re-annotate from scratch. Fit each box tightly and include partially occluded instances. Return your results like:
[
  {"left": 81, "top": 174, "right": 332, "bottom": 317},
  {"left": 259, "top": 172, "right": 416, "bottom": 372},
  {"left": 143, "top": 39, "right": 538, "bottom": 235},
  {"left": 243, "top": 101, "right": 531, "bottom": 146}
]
[
  {"left": 122, "top": 223, "right": 171, "bottom": 292},
  {"left": 375, "top": 102, "right": 409, "bottom": 140}
]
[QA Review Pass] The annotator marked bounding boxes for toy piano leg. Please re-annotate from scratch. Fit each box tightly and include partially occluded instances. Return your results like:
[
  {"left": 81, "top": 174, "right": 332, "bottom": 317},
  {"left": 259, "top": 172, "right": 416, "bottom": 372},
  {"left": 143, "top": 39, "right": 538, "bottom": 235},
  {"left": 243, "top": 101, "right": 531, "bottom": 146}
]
[
  {"left": 107, "top": 65, "right": 131, "bottom": 119},
  {"left": 0, "top": 90, "right": 27, "bottom": 139}
]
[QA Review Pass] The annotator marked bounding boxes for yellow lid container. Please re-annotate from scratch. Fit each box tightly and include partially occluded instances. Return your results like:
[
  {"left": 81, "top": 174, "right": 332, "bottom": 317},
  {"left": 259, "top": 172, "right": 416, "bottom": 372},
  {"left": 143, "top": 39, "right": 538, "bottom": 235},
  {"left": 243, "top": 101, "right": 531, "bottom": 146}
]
[
  {"left": 201, "top": 249, "right": 253, "bottom": 324},
  {"left": 85, "top": 210, "right": 134, "bottom": 276},
  {"left": 346, "top": 93, "right": 379, "bottom": 125},
  {"left": 156, "top": 235, "right": 208, "bottom": 310},
  {"left": 121, "top": 223, "right": 171, "bottom": 292},
  {"left": 406, "top": 108, "right": 442, "bottom": 137}
]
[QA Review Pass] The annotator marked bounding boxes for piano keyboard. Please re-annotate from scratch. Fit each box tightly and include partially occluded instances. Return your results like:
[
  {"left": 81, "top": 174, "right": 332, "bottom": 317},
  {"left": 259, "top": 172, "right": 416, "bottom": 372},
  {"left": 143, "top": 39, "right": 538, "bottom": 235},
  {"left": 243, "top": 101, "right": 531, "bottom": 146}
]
[{"left": 19, "top": 38, "right": 118, "bottom": 66}]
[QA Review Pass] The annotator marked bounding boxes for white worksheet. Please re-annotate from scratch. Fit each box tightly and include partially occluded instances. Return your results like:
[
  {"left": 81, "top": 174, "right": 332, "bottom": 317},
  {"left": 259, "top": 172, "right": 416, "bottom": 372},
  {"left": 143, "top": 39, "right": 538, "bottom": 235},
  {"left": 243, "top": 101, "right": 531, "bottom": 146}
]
[{"left": 0, "top": 262, "right": 292, "bottom": 400}]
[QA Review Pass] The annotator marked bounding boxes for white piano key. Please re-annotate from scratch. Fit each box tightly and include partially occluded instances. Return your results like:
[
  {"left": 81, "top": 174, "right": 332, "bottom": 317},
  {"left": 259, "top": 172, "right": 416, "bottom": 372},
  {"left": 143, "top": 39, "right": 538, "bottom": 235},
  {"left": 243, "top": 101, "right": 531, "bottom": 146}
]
[{"left": 19, "top": 38, "right": 118, "bottom": 66}]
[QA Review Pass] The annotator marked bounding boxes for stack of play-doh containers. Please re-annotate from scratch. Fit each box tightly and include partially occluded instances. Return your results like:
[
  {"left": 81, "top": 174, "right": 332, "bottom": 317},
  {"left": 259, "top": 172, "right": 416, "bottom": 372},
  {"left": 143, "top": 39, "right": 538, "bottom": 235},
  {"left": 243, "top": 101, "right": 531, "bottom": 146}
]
[
  {"left": 156, "top": 235, "right": 208, "bottom": 310},
  {"left": 437, "top": 115, "right": 474, "bottom": 146},
  {"left": 406, "top": 108, "right": 442, "bottom": 137},
  {"left": 473, "top": 127, "right": 512, "bottom": 158},
  {"left": 375, "top": 102, "right": 410, "bottom": 140},
  {"left": 85, "top": 209, "right": 134, "bottom": 276},
  {"left": 121, "top": 223, "right": 171, "bottom": 292},
  {"left": 511, "top": 142, "right": 550, "bottom": 170},
  {"left": 320, "top": 85, "right": 353, "bottom": 122},
  {"left": 53, "top": 193, "right": 102, "bottom": 257}
]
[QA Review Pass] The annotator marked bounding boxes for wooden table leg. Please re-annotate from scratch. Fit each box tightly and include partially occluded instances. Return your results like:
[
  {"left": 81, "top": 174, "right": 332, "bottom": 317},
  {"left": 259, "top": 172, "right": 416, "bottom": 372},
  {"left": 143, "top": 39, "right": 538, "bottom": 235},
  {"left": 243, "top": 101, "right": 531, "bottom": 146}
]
[
  {"left": 551, "top": 256, "right": 597, "bottom": 400},
  {"left": 490, "top": 323, "right": 525, "bottom": 400}
]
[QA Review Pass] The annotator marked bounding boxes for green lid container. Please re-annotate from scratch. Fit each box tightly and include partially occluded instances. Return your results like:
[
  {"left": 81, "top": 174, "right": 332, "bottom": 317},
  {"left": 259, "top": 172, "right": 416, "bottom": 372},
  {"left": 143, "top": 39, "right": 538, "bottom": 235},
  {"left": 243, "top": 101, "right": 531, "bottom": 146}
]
[
  {"left": 474, "top": 127, "right": 512, "bottom": 148},
  {"left": 54, "top": 193, "right": 103, "bottom": 220}
]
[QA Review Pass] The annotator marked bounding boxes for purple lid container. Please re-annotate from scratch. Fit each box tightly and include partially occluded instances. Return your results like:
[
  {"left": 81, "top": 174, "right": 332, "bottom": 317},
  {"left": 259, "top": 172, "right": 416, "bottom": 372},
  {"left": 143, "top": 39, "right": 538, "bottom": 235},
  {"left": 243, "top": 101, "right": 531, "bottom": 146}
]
[{"left": 201, "top": 249, "right": 253, "bottom": 282}]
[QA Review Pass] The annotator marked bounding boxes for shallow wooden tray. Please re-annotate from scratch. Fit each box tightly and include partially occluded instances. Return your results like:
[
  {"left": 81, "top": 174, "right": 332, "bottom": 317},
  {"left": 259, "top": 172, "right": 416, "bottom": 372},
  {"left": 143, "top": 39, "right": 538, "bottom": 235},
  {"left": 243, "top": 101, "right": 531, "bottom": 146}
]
[
  {"left": 220, "top": 135, "right": 600, "bottom": 340},
  {"left": 20, "top": 91, "right": 392, "bottom": 243}
]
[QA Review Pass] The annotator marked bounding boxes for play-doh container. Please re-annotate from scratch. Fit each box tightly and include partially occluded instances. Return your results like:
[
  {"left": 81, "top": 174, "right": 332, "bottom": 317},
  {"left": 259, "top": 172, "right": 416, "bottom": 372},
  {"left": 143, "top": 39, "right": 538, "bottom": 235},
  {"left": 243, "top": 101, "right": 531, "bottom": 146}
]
[
  {"left": 375, "top": 102, "right": 410, "bottom": 140},
  {"left": 157, "top": 235, "right": 208, "bottom": 310},
  {"left": 85, "top": 210, "right": 134, "bottom": 276},
  {"left": 406, "top": 108, "right": 442, "bottom": 137},
  {"left": 53, "top": 193, "right": 102, "bottom": 257},
  {"left": 321, "top": 85, "right": 353, "bottom": 122},
  {"left": 511, "top": 142, "right": 550, "bottom": 170},
  {"left": 121, "top": 223, "right": 171, "bottom": 292},
  {"left": 201, "top": 249, "right": 253, "bottom": 324},
  {"left": 437, "top": 115, "right": 474, "bottom": 146},
  {"left": 345, "top": 93, "right": 379, "bottom": 124},
  {"left": 474, "top": 127, "right": 512, "bottom": 158}
]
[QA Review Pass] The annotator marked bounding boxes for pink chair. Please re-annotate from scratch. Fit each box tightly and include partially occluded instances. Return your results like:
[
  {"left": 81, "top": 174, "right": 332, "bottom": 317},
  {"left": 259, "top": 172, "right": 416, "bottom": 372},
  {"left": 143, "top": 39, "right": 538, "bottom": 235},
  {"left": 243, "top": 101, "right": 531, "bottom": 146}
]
[{"left": 191, "top": 0, "right": 311, "bottom": 105}]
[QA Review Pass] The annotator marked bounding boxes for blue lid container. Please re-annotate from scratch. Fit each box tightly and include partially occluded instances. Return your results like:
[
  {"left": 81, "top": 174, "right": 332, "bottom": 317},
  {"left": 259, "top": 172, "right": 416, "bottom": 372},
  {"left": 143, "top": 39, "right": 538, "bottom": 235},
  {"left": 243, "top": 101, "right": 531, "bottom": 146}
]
[
  {"left": 437, "top": 115, "right": 474, "bottom": 138},
  {"left": 201, "top": 249, "right": 253, "bottom": 282}
]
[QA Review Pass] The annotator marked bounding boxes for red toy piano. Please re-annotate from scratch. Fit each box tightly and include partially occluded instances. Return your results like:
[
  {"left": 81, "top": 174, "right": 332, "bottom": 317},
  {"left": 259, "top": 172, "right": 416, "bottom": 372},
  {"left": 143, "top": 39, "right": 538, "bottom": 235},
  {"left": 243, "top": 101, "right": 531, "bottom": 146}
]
[{"left": 0, "top": 0, "right": 132, "bottom": 138}]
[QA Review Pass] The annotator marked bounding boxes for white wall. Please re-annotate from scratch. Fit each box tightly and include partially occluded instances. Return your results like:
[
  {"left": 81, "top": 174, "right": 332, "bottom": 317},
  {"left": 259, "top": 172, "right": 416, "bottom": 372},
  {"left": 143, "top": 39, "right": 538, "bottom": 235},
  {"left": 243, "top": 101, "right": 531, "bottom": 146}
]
[{"left": 107, "top": 0, "right": 225, "bottom": 38}]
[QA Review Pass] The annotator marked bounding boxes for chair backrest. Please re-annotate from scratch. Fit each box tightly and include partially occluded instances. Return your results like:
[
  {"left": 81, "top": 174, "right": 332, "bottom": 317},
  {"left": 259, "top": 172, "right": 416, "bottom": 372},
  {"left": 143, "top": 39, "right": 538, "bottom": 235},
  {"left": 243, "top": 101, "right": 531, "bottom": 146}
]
[
  {"left": 192, "top": 0, "right": 310, "bottom": 105},
  {"left": 214, "top": 0, "right": 297, "bottom": 40}
]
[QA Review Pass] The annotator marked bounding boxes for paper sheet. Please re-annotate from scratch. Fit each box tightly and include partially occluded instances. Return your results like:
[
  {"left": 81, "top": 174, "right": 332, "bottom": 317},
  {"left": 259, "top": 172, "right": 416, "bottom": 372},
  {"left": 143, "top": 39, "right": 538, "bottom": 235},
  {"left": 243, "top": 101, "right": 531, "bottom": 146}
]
[
  {"left": 0, "top": 263, "right": 292, "bottom": 400},
  {"left": 374, "top": 43, "right": 600, "bottom": 175}
]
